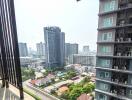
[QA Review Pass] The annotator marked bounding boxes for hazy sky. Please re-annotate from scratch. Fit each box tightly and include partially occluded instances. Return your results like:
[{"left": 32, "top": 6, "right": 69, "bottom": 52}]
[{"left": 14, "top": 0, "right": 99, "bottom": 51}]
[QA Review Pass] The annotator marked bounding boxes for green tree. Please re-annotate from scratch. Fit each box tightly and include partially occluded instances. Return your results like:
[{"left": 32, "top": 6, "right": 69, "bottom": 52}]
[
  {"left": 60, "top": 92, "right": 69, "bottom": 100},
  {"left": 67, "top": 71, "right": 76, "bottom": 79},
  {"left": 69, "top": 87, "right": 83, "bottom": 100},
  {"left": 81, "top": 76, "right": 91, "bottom": 84}
]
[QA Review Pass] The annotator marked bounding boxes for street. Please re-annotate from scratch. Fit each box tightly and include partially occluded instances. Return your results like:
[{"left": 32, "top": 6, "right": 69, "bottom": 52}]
[{"left": 23, "top": 80, "right": 59, "bottom": 100}]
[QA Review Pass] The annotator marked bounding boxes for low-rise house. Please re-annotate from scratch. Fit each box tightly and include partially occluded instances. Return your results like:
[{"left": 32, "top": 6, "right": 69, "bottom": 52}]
[
  {"left": 44, "top": 80, "right": 73, "bottom": 93},
  {"left": 35, "top": 72, "right": 43, "bottom": 79},
  {"left": 77, "top": 93, "right": 93, "bottom": 100},
  {"left": 57, "top": 86, "right": 69, "bottom": 96},
  {"left": 64, "top": 64, "right": 74, "bottom": 70},
  {"left": 31, "top": 74, "right": 55, "bottom": 86}
]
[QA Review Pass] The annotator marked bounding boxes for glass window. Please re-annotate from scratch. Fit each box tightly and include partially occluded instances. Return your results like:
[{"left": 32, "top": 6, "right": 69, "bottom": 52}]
[
  {"left": 101, "top": 59, "right": 110, "bottom": 67},
  {"left": 101, "top": 32, "right": 112, "bottom": 41},
  {"left": 103, "top": 17, "right": 113, "bottom": 27},
  {"left": 99, "top": 72, "right": 110, "bottom": 78},
  {"left": 98, "top": 94, "right": 107, "bottom": 100},
  {"left": 130, "top": 90, "right": 132, "bottom": 95},
  {"left": 100, "top": 72, "right": 105, "bottom": 78},
  {"left": 102, "top": 33, "right": 107, "bottom": 41},
  {"left": 99, "top": 82, "right": 109, "bottom": 91},
  {"left": 104, "top": 0, "right": 116, "bottom": 12},
  {"left": 105, "top": 72, "right": 110, "bottom": 78},
  {"left": 107, "top": 32, "right": 112, "bottom": 41},
  {"left": 101, "top": 46, "right": 111, "bottom": 53},
  {"left": 110, "top": 1, "right": 116, "bottom": 11}
]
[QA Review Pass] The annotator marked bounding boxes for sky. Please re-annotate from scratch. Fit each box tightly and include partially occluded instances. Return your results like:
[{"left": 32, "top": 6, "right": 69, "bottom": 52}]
[{"left": 14, "top": 0, "right": 99, "bottom": 51}]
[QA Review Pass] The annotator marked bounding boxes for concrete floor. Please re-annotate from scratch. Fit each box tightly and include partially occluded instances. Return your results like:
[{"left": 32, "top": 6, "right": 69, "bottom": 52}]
[{"left": 0, "top": 81, "right": 20, "bottom": 100}]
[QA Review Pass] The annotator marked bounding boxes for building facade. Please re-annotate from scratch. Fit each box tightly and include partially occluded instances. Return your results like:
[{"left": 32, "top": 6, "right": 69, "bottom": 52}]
[
  {"left": 65, "top": 43, "right": 78, "bottom": 58},
  {"left": 44, "top": 27, "right": 65, "bottom": 69},
  {"left": 18, "top": 43, "right": 28, "bottom": 57},
  {"left": 36, "top": 42, "right": 45, "bottom": 58},
  {"left": 69, "top": 54, "right": 96, "bottom": 66},
  {"left": 96, "top": 0, "right": 132, "bottom": 100}
]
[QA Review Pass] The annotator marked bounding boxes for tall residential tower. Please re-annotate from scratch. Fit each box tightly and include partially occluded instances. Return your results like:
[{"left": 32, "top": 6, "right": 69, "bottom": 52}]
[
  {"left": 18, "top": 43, "right": 28, "bottom": 57},
  {"left": 36, "top": 42, "right": 45, "bottom": 58},
  {"left": 44, "top": 27, "right": 65, "bottom": 69},
  {"left": 96, "top": 0, "right": 132, "bottom": 100}
]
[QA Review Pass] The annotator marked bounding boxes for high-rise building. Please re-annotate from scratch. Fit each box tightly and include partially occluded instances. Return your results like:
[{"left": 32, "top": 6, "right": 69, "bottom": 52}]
[
  {"left": 96, "top": 0, "right": 132, "bottom": 100},
  {"left": 18, "top": 43, "right": 28, "bottom": 57},
  {"left": 44, "top": 26, "right": 65, "bottom": 69},
  {"left": 65, "top": 43, "right": 78, "bottom": 58},
  {"left": 83, "top": 45, "right": 90, "bottom": 53},
  {"left": 0, "top": 0, "right": 23, "bottom": 99},
  {"left": 36, "top": 42, "right": 45, "bottom": 58}
]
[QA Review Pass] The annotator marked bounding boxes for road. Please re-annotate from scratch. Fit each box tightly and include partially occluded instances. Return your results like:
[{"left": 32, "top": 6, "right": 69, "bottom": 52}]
[{"left": 23, "top": 80, "right": 59, "bottom": 100}]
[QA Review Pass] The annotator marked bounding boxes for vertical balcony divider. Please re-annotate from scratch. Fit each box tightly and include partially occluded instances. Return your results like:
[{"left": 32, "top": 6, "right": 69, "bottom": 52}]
[{"left": 0, "top": 0, "right": 23, "bottom": 99}]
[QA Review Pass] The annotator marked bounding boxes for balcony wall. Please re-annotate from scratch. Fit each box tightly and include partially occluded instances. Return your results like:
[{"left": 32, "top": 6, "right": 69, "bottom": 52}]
[
  {"left": 97, "top": 44, "right": 114, "bottom": 56},
  {"left": 95, "top": 92, "right": 109, "bottom": 100},
  {"left": 98, "top": 29, "right": 115, "bottom": 42},
  {"left": 96, "top": 81, "right": 111, "bottom": 92},
  {"left": 96, "top": 58, "right": 112, "bottom": 68}
]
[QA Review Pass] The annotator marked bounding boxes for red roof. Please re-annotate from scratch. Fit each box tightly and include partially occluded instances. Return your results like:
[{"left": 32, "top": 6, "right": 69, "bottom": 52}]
[
  {"left": 30, "top": 80, "right": 37, "bottom": 85},
  {"left": 77, "top": 94, "right": 92, "bottom": 100}
]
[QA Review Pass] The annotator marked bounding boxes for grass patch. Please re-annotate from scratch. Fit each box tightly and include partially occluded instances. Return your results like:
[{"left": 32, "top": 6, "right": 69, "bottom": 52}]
[{"left": 23, "top": 88, "right": 42, "bottom": 100}]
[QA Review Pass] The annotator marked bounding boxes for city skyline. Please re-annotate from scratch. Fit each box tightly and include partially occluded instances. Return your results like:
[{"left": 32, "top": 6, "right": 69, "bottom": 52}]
[{"left": 14, "top": 0, "right": 99, "bottom": 51}]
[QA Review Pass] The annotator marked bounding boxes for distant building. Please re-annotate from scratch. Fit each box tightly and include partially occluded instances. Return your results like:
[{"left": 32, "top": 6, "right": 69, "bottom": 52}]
[
  {"left": 36, "top": 42, "right": 45, "bottom": 58},
  {"left": 18, "top": 43, "right": 28, "bottom": 57},
  {"left": 68, "top": 54, "right": 96, "bottom": 66},
  {"left": 65, "top": 43, "right": 78, "bottom": 59},
  {"left": 83, "top": 45, "right": 90, "bottom": 53},
  {"left": 20, "top": 57, "right": 35, "bottom": 67},
  {"left": 44, "top": 26, "right": 65, "bottom": 69},
  {"left": 65, "top": 64, "right": 93, "bottom": 74}
]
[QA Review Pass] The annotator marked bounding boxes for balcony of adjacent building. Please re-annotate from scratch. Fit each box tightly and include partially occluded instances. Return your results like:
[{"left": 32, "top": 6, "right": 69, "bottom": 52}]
[
  {"left": 111, "top": 72, "right": 128, "bottom": 85},
  {"left": 114, "top": 45, "right": 132, "bottom": 58},
  {"left": 96, "top": 68, "right": 132, "bottom": 88},
  {"left": 112, "top": 58, "right": 129, "bottom": 70},
  {"left": 110, "top": 85, "right": 128, "bottom": 97},
  {"left": 95, "top": 88, "right": 132, "bottom": 100},
  {"left": 95, "top": 82, "right": 132, "bottom": 100},
  {"left": 119, "top": 0, "right": 132, "bottom": 9}
]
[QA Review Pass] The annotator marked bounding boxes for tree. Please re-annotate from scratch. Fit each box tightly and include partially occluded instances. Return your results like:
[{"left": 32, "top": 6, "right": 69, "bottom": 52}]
[
  {"left": 60, "top": 92, "right": 69, "bottom": 100},
  {"left": 21, "top": 67, "right": 35, "bottom": 81},
  {"left": 82, "top": 86, "right": 92, "bottom": 93},
  {"left": 69, "top": 87, "right": 83, "bottom": 100},
  {"left": 81, "top": 76, "right": 91, "bottom": 84},
  {"left": 67, "top": 71, "right": 76, "bottom": 79}
]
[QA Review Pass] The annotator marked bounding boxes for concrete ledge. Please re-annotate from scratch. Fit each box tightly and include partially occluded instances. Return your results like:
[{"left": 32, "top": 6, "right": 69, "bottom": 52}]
[{"left": 9, "top": 84, "right": 35, "bottom": 100}]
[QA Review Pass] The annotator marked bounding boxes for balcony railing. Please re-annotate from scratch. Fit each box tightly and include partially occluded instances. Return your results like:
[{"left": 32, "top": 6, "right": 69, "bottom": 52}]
[
  {"left": 111, "top": 78, "right": 128, "bottom": 85},
  {"left": 112, "top": 65, "right": 128, "bottom": 70},
  {"left": 95, "top": 89, "right": 131, "bottom": 100}
]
